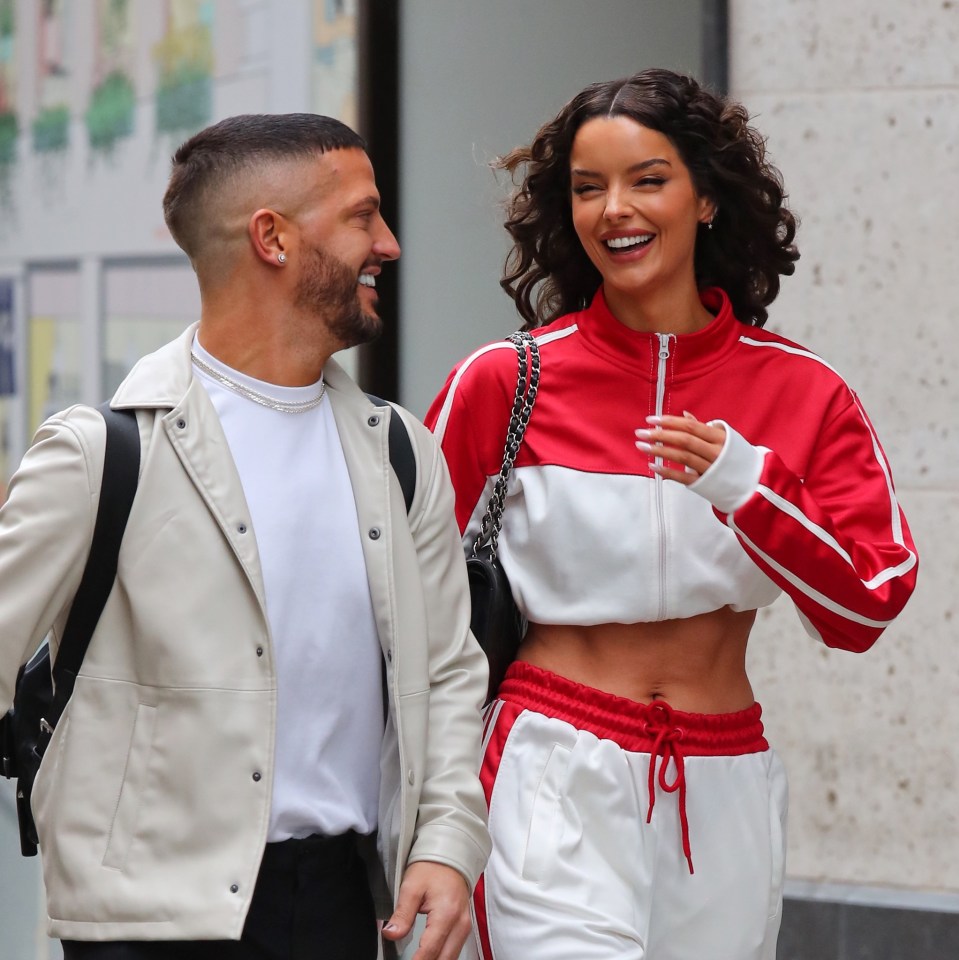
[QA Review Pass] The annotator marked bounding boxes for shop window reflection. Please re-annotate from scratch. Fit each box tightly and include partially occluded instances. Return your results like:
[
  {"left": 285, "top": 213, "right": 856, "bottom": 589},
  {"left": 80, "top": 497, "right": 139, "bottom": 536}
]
[
  {"left": 28, "top": 266, "right": 81, "bottom": 435},
  {"left": 103, "top": 260, "right": 199, "bottom": 396}
]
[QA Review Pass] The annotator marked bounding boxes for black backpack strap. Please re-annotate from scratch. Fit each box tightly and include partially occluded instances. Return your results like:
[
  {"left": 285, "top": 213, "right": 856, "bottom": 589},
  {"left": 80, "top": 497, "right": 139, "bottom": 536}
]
[
  {"left": 47, "top": 405, "right": 140, "bottom": 724},
  {"left": 365, "top": 394, "right": 417, "bottom": 725},
  {"left": 366, "top": 394, "right": 415, "bottom": 515}
]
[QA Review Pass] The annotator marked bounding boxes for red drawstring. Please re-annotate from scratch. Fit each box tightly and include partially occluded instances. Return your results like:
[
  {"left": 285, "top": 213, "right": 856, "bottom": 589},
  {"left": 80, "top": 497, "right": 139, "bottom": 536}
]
[
  {"left": 496, "top": 663, "right": 769, "bottom": 877},
  {"left": 644, "top": 701, "right": 694, "bottom": 874}
]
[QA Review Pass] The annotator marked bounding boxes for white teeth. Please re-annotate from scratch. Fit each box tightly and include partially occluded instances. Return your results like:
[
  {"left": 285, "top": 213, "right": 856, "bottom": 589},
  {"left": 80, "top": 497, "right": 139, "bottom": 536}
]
[
  {"left": 606, "top": 235, "right": 653, "bottom": 249},
  {"left": 359, "top": 274, "right": 376, "bottom": 287}
]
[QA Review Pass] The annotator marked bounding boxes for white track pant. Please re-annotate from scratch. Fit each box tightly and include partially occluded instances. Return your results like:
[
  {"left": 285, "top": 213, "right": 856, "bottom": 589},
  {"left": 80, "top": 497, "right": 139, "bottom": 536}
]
[{"left": 467, "top": 662, "right": 788, "bottom": 960}]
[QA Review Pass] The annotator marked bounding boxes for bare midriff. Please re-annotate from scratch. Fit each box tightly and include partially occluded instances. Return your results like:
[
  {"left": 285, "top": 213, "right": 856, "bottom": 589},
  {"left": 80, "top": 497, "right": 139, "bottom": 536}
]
[{"left": 517, "top": 606, "right": 758, "bottom": 715}]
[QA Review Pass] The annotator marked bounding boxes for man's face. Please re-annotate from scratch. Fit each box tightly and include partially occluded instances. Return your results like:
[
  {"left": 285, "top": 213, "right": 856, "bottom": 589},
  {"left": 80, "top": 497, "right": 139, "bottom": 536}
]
[
  {"left": 293, "top": 242, "right": 380, "bottom": 349},
  {"left": 289, "top": 148, "right": 400, "bottom": 350}
]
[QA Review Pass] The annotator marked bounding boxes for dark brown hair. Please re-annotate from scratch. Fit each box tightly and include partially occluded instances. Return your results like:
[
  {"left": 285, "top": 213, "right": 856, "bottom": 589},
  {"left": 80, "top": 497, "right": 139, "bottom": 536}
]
[
  {"left": 162, "top": 113, "right": 365, "bottom": 259},
  {"left": 497, "top": 68, "right": 799, "bottom": 328}
]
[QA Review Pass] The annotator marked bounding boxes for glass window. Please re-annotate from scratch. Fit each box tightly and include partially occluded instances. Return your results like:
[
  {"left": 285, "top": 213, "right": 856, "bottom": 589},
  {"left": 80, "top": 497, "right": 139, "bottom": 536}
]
[
  {"left": 27, "top": 266, "right": 82, "bottom": 433},
  {"left": 102, "top": 260, "right": 200, "bottom": 395},
  {"left": 0, "top": 278, "right": 14, "bottom": 492}
]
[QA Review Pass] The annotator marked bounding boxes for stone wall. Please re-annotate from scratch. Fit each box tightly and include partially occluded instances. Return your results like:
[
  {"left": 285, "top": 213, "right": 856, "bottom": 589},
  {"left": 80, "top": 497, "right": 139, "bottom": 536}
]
[{"left": 730, "top": 0, "right": 959, "bottom": 906}]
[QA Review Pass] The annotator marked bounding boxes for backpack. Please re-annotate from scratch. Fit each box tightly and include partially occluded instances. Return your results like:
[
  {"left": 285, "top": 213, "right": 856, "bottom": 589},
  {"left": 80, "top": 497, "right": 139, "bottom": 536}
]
[
  {"left": 369, "top": 395, "right": 416, "bottom": 514},
  {"left": 1, "top": 396, "right": 415, "bottom": 856},
  {"left": 1, "top": 404, "right": 140, "bottom": 855}
]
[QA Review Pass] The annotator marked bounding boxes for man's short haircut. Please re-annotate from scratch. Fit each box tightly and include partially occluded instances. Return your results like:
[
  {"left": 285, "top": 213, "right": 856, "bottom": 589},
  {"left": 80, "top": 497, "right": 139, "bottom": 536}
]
[{"left": 162, "top": 113, "right": 366, "bottom": 259}]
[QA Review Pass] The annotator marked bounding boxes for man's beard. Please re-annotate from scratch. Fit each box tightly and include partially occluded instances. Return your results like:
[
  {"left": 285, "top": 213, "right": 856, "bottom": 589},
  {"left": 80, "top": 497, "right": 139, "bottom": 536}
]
[{"left": 293, "top": 244, "right": 382, "bottom": 350}]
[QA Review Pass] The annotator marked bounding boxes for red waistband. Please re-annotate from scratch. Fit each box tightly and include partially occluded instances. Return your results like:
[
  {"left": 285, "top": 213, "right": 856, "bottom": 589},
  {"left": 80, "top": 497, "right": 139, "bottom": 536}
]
[
  {"left": 498, "top": 662, "right": 769, "bottom": 875},
  {"left": 498, "top": 661, "right": 768, "bottom": 756}
]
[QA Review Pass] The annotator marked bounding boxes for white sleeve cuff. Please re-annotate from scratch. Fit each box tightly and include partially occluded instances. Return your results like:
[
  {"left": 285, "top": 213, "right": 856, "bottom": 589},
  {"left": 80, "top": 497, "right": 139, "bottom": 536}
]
[{"left": 688, "top": 420, "right": 766, "bottom": 515}]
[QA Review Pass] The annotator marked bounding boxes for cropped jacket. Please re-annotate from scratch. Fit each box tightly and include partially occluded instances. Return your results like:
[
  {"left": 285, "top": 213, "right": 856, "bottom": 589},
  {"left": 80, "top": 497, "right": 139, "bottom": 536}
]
[{"left": 427, "top": 287, "right": 917, "bottom": 653}]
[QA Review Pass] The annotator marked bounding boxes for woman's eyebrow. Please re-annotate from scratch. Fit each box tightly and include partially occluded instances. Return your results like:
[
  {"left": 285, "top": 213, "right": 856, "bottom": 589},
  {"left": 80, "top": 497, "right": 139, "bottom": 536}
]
[{"left": 571, "top": 158, "right": 672, "bottom": 177}]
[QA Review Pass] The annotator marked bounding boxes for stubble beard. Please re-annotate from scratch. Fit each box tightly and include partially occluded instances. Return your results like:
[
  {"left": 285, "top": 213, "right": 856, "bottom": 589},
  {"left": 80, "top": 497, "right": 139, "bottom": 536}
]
[{"left": 293, "top": 245, "right": 383, "bottom": 351}]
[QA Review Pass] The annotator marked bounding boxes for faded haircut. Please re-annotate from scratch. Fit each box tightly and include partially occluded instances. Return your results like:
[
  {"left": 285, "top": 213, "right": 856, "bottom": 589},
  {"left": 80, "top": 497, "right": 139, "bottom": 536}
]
[{"left": 162, "top": 113, "right": 366, "bottom": 260}]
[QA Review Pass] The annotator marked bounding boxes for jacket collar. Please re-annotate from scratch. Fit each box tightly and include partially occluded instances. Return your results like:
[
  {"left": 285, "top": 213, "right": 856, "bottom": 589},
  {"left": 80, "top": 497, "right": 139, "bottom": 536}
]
[
  {"left": 110, "top": 322, "right": 198, "bottom": 409},
  {"left": 107, "top": 322, "right": 388, "bottom": 618},
  {"left": 109, "top": 321, "right": 374, "bottom": 414},
  {"left": 574, "top": 286, "right": 747, "bottom": 381}
]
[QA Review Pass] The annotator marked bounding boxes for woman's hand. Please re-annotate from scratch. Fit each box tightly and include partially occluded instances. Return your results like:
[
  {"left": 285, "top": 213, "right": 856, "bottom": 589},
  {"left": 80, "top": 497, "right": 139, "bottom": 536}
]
[{"left": 635, "top": 412, "right": 726, "bottom": 486}]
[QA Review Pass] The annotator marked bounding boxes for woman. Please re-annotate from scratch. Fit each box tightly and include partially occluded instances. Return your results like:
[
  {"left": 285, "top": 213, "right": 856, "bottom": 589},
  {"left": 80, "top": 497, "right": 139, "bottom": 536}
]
[{"left": 425, "top": 69, "right": 917, "bottom": 960}]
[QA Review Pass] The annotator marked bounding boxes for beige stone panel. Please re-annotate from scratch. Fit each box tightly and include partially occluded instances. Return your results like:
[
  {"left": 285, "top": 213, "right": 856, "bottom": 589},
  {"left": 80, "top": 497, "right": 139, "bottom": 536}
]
[
  {"left": 725, "top": 89, "right": 959, "bottom": 492},
  {"left": 730, "top": 0, "right": 959, "bottom": 93},
  {"left": 746, "top": 488, "right": 956, "bottom": 890}
]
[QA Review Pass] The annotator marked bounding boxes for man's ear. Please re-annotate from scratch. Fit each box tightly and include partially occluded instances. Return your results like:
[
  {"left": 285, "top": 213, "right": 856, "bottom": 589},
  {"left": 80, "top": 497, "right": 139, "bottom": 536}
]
[{"left": 248, "top": 208, "right": 289, "bottom": 267}]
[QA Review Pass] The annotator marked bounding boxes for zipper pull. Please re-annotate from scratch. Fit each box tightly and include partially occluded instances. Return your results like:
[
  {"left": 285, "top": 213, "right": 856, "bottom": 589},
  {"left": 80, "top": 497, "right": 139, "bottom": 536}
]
[{"left": 657, "top": 333, "right": 672, "bottom": 360}]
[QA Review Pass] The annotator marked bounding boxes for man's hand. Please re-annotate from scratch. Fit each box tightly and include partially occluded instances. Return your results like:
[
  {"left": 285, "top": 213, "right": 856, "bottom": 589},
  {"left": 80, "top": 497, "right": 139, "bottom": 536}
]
[
  {"left": 635, "top": 411, "right": 726, "bottom": 485},
  {"left": 382, "top": 861, "right": 472, "bottom": 960}
]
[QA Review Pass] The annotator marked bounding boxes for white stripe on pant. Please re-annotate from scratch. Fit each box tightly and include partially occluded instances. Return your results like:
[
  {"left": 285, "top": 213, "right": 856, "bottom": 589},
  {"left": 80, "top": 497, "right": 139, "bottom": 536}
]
[{"left": 468, "top": 668, "right": 788, "bottom": 960}]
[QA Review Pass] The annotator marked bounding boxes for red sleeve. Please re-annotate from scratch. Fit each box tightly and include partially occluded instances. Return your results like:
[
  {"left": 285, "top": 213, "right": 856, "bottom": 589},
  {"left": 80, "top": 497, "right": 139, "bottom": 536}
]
[
  {"left": 424, "top": 346, "right": 518, "bottom": 536},
  {"left": 719, "top": 394, "right": 917, "bottom": 653}
]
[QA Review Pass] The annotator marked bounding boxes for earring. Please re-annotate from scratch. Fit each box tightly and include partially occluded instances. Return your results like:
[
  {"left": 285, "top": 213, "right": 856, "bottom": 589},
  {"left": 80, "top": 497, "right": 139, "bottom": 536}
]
[
  {"left": 707, "top": 220, "right": 714, "bottom": 231},
  {"left": 277, "top": 253, "right": 287, "bottom": 263}
]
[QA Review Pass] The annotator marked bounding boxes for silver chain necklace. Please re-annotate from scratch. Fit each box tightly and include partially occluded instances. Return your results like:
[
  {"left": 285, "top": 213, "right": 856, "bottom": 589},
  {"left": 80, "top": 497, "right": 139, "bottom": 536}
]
[{"left": 191, "top": 351, "right": 327, "bottom": 414}]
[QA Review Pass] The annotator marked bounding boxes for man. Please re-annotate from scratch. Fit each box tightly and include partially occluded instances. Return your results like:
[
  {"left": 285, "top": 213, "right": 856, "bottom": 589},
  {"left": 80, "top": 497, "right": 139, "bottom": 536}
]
[{"left": 0, "top": 114, "right": 490, "bottom": 959}]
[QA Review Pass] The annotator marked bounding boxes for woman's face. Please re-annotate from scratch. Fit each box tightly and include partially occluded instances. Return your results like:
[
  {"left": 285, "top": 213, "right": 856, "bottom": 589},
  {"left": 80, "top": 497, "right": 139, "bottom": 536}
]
[{"left": 569, "top": 116, "right": 713, "bottom": 318}]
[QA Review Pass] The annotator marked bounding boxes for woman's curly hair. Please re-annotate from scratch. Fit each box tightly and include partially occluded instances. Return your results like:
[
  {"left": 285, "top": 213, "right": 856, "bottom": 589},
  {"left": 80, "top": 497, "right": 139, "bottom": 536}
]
[{"left": 497, "top": 68, "right": 799, "bottom": 328}]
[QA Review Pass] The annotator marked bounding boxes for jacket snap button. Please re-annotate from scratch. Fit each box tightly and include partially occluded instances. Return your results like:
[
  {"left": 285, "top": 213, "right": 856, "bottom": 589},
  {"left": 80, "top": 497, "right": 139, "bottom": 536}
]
[
  {"left": 256, "top": 646, "right": 264, "bottom": 657},
  {"left": 252, "top": 771, "right": 261, "bottom": 782},
  {"left": 407, "top": 769, "right": 414, "bottom": 786},
  {"left": 368, "top": 415, "right": 380, "bottom": 426},
  {"left": 237, "top": 523, "right": 247, "bottom": 534},
  {"left": 230, "top": 884, "right": 239, "bottom": 894},
  {"left": 386, "top": 649, "right": 392, "bottom": 663},
  {"left": 368, "top": 527, "right": 381, "bottom": 540},
  {"left": 175, "top": 418, "right": 186, "bottom": 430}
]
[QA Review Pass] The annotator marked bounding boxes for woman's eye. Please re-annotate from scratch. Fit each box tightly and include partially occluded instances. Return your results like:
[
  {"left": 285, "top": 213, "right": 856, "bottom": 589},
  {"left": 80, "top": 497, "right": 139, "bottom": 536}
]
[
  {"left": 636, "top": 177, "right": 666, "bottom": 188},
  {"left": 572, "top": 184, "right": 600, "bottom": 195}
]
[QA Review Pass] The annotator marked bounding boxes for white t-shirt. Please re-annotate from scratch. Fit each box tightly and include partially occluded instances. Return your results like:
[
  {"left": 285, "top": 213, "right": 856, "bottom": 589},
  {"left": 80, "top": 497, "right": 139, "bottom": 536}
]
[{"left": 192, "top": 337, "right": 383, "bottom": 840}]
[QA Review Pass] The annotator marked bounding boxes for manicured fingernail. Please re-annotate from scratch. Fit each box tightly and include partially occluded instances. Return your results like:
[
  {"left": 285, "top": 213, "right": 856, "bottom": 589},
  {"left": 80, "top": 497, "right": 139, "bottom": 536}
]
[
  {"left": 383, "top": 923, "right": 397, "bottom": 932},
  {"left": 646, "top": 415, "right": 664, "bottom": 424},
  {"left": 635, "top": 440, "right": 653, "bottom": 452},
  {"left": 683, "top": 410, "right": 697, "bottom": 420},
  {"left": 634, "top": 428, "right": 653, "bottom": 439}
]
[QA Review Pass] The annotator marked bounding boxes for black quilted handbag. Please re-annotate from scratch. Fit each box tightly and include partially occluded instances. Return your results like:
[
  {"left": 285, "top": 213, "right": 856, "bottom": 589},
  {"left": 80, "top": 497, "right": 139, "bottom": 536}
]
[{"left": 466, "top": 331, "right": 540, "bottom": 704}]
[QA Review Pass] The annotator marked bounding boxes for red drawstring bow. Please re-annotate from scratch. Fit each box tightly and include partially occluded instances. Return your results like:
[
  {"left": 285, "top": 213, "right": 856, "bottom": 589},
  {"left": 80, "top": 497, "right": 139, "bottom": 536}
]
[{"left": 644, "top": 700, "right": 694, "bottom": 874}]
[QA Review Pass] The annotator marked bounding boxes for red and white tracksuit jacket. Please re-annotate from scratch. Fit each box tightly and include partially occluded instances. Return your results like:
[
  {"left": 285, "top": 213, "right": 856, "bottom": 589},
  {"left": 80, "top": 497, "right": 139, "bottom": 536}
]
[{"left": 426, "top": 286, "right": 917, "bottom": 652}]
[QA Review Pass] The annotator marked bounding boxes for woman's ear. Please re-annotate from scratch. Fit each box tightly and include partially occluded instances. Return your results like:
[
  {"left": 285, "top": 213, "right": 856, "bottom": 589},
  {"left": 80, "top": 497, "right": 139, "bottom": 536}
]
[{"left": 699, "top": 197, "right": 718, "bottom": 228}]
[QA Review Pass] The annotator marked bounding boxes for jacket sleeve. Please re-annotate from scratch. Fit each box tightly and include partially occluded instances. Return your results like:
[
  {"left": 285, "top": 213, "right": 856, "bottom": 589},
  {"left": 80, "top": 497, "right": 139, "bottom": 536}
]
[
  {"left": 424, "top": 348, "right": 516, "bottom": 541},
  {"left": 401, "top": 417, "right": 491, "bottom": 886},
  {"left": 689, "top": 394, "right": 917, "bottom": 653},
  {"left": 0, "top": 407, "right": 103, "bottom": 711}
]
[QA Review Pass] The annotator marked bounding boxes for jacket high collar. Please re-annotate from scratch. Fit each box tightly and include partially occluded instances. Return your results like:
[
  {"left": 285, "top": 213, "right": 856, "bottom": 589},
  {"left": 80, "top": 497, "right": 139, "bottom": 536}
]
[{"left": 574, "top": 286, "right": 749, "bottom": 382}]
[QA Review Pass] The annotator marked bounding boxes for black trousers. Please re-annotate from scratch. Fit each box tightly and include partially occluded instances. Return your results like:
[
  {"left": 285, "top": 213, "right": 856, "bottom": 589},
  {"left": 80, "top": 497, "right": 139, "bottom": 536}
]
[{"left": 62, "top": 832, "right": 378, "bottom": 960}]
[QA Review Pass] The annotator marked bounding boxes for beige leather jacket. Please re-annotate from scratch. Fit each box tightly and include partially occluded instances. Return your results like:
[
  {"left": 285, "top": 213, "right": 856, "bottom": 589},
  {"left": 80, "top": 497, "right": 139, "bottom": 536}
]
[{"left": 0, "top": 325, "right": 490, "bottom": 941}]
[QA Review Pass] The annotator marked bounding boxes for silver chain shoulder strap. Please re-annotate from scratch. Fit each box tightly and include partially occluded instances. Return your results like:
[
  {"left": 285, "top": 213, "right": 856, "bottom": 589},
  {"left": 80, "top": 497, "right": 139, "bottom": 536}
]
[{"left": 471, "top": 331, "right": 541, "bottom": 559}]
